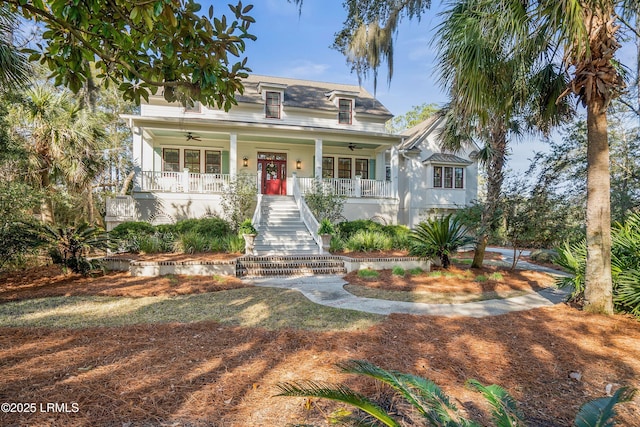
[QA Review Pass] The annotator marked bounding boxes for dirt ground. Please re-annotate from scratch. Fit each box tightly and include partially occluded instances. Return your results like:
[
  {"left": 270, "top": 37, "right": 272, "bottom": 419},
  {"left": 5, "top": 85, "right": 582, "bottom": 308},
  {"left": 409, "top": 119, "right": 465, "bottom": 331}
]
[{"left": 1, "top": 256, "right": 639, "bottom": 426}]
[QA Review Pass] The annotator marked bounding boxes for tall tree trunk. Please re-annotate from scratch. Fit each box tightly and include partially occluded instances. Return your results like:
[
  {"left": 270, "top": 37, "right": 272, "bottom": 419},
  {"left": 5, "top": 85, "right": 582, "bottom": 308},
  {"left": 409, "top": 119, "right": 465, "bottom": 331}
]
[
  {"left": 39, "top": 169, "right": 55, "bottom": 224},
  {"left": 472, "top": 121, "right": 507, "bottom": 268},
  {"left": 584, "top": 98, "right": 613, "bottom": 314}
]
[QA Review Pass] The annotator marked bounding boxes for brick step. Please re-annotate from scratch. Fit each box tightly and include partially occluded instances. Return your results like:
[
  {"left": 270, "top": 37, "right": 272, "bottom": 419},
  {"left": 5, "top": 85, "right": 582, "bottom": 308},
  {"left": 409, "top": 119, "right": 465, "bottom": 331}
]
[
  {"left": 237, "top": 266, "right": 346, "bottom": 277},
  {"left": 239, "top": 260, "right": 345, "bottom": 269}
]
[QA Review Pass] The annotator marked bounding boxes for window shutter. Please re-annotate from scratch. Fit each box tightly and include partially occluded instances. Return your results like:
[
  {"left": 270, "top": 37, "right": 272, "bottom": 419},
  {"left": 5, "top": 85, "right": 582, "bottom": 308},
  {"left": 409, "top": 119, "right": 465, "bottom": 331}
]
[
  {"left": 369, "top": 159, "right": 376, "bottom": 179},
  {"left": 221, "top": 151, "right": 230, "bottom": 174}
]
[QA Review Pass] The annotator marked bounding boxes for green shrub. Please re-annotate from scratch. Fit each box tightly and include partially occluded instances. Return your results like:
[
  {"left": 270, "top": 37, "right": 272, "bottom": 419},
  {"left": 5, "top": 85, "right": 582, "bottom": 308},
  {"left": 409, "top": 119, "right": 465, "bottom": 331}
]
[
  {"left": 110, "top": 221, "right": 156, "bottom": 240},
  {"left": 174, "top": 217, "right": 231, "bottom": 238},
  {"left": 556, "top": 212, "right": 640, "bottom": 317},
  {"left": 237, "top": 219, "right": 257, "bottom": 236},
  {"left": 155, "top": 223, "right": 177, "bottom": 234},
  {"left": 530, "top": 249, "right": 558, "bottom": 263},
  {"left": 224, "top": 235, "right": 246, "bottom": 253},
  {"left": 135, "top": 232, "right": 174, "bottom": 254},
  {"left": 391, "top": 266, "right": 405, "bottom": 276},
  {"left": 337, "top": 219, "right": 383, "bottom": 239},
  {"left": 345, "top": 230, "right": 393, "bottom": 252},
  {"left": 329, "top": 236, "right": 345, "bottom": 252},
  {"left": 475, "top": 275, "right": 488, "bottom": 283},
  {"left": 174, "top": 231, "right": 209, "bottom": 254},
  {"left": 44, "top": 223, "right": 111, "bottom": 275},
  {"left": 303, "top": 179, "right": 346, "bottom": 223},
  {"left": 409, "top": 214, "right": 474, "bottom": 269},
  {"left": 409, "top": 267, "right": 424, "bottom": 275},
  {"left": 0, "top": 221, "right": 46, "bottom": 271},
  {"left": 489, "top": 272, "right": 504, "bottom": 281},
  {"left": 318, "top": 218, "right": 336, "bottom": 235},
  {"left": 357, "top": 268, "right": 379, "bottom": 279}
]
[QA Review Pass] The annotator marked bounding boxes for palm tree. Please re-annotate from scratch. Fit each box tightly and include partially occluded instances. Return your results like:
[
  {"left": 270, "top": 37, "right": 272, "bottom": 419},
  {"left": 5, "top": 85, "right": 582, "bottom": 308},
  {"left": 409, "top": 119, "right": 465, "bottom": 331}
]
[
  {"left": 434, "top": 0, "right": 571, "bottom": 269},
  {"left": 11, "top": 84, "right": 106, "bottom": 224},
  {"left": 0, "top": 6, "right": 30, "bottom": 89}
]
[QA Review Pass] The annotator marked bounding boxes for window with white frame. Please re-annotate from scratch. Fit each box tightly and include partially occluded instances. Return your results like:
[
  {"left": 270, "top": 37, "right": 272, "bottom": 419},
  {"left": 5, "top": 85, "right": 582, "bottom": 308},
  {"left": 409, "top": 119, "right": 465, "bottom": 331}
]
[
  {"left": 265, "top": 91, "right": 281, "bottom": 119},
  {"left": 434, "top": 166, "right": 464, "bottom": 189},
  {"left": 338, "top": 98, "right": 353, "bottom": 124}
]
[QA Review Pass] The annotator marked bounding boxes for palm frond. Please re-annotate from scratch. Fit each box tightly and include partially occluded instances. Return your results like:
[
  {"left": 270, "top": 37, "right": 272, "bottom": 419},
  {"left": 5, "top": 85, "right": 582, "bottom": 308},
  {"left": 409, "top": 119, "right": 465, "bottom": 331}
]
[
  {"left": 275, "top": 380, "right": 401, "bottom": 427},
  {"left": 574, "top": 387, "right": 636, "bottom": 427},
  {"left": 466, "top": 379, "right": 525, "bottom": 427}
]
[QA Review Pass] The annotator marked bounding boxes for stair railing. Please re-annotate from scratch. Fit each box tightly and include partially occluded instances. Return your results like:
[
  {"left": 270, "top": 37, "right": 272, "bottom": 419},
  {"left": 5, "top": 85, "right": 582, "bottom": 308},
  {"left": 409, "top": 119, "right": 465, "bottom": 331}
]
[
  {"left": 292, "top": 173, "right": 323, "bottom": 253},
  {"left": 251, "top": 193, "right": 263, "bottom": 231}
]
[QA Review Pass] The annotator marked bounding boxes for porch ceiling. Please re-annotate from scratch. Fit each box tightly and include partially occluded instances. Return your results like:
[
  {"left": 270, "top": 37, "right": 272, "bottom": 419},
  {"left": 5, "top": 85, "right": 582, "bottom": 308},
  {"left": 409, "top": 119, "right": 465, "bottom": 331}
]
[{"left": 139, "top": 119, "right": 396, "bottom": 151}]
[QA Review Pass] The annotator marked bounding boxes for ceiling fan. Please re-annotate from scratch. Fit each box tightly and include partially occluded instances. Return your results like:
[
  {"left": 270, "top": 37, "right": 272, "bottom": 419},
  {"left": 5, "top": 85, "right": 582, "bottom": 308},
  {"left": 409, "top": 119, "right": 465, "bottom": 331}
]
[
  {"left": 348, "top": 143, "right": 362, "bottom": 151},
  {"left": 186, "top": 132, "right": 201, "bottom": 141}
]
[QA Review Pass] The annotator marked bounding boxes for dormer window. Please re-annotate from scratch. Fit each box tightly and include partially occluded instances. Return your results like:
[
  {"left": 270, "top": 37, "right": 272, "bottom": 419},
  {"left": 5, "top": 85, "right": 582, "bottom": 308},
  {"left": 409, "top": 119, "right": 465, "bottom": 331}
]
[
  {"left": 265, "top": 91, "right": 281, "bottom": 119},
  {"left": 339, "top": 98, "right": 353, "bottom": 124}
]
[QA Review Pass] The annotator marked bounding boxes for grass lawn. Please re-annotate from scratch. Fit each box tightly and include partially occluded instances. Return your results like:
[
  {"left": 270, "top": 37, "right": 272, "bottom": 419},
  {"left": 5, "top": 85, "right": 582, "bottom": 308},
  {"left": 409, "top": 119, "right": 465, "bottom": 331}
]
[{"left": 1, "top": 263, "right": 639, "bottom": 426}]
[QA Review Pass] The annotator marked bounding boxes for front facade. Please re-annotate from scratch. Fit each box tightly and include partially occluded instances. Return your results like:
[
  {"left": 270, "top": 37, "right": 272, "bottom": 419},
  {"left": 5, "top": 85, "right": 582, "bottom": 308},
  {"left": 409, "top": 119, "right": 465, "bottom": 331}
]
[{"left": 106, "top": 75, "right": 477, "bottom": 230}]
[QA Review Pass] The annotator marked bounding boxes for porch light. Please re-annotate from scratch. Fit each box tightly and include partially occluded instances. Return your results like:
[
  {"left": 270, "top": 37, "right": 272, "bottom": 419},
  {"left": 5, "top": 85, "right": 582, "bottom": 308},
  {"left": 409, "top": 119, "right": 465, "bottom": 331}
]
[
  {"left": 296, "top": 159, "right": 302, "bottom": 170},
  {"left": 243, "top": 156, "right": 248, "bottom": 167}
]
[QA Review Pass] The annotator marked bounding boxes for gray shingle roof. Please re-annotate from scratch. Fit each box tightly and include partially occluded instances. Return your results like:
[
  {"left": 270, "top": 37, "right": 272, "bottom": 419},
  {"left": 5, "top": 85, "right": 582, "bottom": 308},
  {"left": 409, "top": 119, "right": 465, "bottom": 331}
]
[
  {"left": 422, "top": 153, "right": 473, "bottom": 165},
  {"left": 236, "top": 74, "right": 393, "bottom": 118}
]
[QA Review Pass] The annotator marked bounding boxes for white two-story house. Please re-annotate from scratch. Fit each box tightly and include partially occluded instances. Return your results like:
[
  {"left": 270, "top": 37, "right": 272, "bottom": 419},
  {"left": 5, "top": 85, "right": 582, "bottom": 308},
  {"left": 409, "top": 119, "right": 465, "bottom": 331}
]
[{"left": 105, "top": 74, "right": 478, "bottom": 233}]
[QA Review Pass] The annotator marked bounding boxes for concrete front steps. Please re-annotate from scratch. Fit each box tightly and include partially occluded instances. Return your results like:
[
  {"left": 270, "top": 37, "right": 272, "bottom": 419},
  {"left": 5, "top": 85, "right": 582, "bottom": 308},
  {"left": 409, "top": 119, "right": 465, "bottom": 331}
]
[
  {"left": 236, "top": 255, "right": 346, "bottom": 278},
  {"left": 254, "top": 195, "right": 320, "bottom": 255}
]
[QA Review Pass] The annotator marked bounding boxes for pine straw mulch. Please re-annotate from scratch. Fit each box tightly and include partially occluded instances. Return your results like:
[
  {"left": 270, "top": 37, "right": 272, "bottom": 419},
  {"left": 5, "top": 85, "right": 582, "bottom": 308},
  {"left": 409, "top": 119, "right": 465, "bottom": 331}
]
[
  {"left": 1, "top": 307, "right": 639, "bottom": 426},
  {"left": 0, "top": 265, "right": 249, "bottom": 302},
  {"left": 344, "top": 264, "right": 555, "bottom": 294}
]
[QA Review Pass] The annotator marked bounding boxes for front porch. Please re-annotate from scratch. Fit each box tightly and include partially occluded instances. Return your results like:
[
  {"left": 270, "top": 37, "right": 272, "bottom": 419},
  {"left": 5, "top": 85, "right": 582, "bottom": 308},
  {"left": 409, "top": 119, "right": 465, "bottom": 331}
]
[{"left": 135, "top": 170, "right": 394, "bottom": 199}]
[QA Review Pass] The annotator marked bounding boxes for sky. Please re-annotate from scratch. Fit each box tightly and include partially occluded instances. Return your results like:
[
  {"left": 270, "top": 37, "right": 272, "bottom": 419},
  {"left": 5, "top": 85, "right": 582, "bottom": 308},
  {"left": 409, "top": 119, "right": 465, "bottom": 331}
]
[{"left": 207, "top": 0, "right": 634, "bottom": 174}]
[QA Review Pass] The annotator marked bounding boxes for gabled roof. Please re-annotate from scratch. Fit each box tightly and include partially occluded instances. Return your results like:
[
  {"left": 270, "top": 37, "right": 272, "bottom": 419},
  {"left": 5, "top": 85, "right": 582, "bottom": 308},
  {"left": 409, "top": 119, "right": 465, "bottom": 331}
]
[
  {"left": 236, "top": 74, "right": 393, "bottom": 119},
  {"left": 398, "top": 115, "right": 442, "bottom": 150},
  {"left": 422, "top": 153, "right": 473, "bottom": 165}
]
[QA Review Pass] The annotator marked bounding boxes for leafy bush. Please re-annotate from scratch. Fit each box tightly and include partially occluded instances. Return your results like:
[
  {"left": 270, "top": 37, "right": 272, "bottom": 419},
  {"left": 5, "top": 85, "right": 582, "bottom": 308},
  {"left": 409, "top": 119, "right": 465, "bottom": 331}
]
[
  {"left": 303, "top": 179, "right": 346, "bottom": 223},
  {"left": 556, "top": 212, "right": 640, "bottom": 317},
  {"left": 530, "top": 249, "right": 558, "bottom": 264},
  {"left": 109, "top": 221, "right": 156, "bottom": 240},
  {"left": 0, "top": 221, "right": 47, "bottom": 271},
  {"left": 224, "top": 235, "right": 246, "bottom": 254},
  {"left": 392, "top": 266, "right": 405, "bottom": 276},
  {"left": 173, "top": 231, "right": 210, "bottom": 254},
  {"left": 44, "top": 223, "right": 111, "bottom": 275},
  {"left": 329, "top": 236, "right": 345, "bottom": 252},
  {"left": 409, "top": 214, "right": 474, "bottom": 269},
  {"left": 318, "top": 218, "right": 336, "bottom": 235},
  {"left": 136, "top": 233, "right": 174, "bottom": 254},
  {"left": 408, "top": 267, "right": 424, "bottom": 275},
  {"left": 174, "top": 217, "right": 231, "bottom": 238},
  {"left": 337, "top": 219, "right": 383, "bottom": 239},
  {"left": 238, "top": 219, "right": 257, "bottom": 236},
  {"left": 345, "top": 230, "right": 393, "bottom": 252},
  {"left": 221, "top": 174, "right": 257, "bottom": 230},
  {"left": 277, "top": 359, "right": 635, "bottom": 427},
  {"left": 383, "top": 224, "right": 411, "bottom": 249}
]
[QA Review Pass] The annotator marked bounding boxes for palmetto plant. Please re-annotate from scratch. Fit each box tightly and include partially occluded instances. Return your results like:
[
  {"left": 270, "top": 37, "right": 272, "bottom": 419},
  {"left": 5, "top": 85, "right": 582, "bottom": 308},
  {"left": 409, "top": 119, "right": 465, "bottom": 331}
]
[
  {"left": 43, "top": 222, "right": 111, "bottom": 275},
  {"left": 276, "top": 359, "right": 634, "bottom": 427},
  {"left": 409, "top": 214, "right": 474, "bottom": 269}
]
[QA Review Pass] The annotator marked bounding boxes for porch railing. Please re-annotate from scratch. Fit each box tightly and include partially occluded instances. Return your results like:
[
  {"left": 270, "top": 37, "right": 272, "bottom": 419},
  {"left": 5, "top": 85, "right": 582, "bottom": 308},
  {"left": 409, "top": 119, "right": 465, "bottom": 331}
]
[
  {"left": 139, "top": 171, "right": 258, "bottom": 193},
  {"left": 292, "top": 174, "right": 323, "bottom": 253},
  {"left": 105, "top": 195, "right": 136, "bottom": 219},
  {"left": 297, "top": 177, "right": 393, "bottom": 198}
]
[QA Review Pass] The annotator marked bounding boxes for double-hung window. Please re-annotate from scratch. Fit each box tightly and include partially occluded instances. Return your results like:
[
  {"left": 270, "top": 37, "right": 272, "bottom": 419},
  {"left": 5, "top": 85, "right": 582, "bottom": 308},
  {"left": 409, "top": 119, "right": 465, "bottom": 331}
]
[
  {"left": 355, "top": 158, "right": 369, "bottom": 179},
  {"left": 338, "top": 158, "right": 352, "bottom": 178},
  {"left": 205, "top": 150, "right": 221, "bottom": 174},
  {"left": 338, "top": 99, "right": 352, "bottom": 124},
  {"left": 322, "top": 157, "right": 334, "bottom": 178},
  {"left": 265, "top": 91, "right": 281, "bottom": 119},
  {"left": 184, "top": 149, "right": 201, "bottom": 173}
]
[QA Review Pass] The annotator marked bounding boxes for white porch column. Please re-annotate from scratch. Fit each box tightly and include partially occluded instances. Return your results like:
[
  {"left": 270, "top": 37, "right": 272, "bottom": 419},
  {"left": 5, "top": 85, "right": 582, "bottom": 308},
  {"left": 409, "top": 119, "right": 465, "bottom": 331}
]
[
  {"left": 131, "top": 125, "right": 143, "bottom": 191},
  {"left": 376, "top": 151, "right": 386, "bottom": 181},
  {"left": 230, "top": 132, "right": 238, "bottom": 177},
  {"left": 314, "top": 138, "right": 323, "bottom": 180},
  {"left": 390, "top": 145, "right": 399, "bottom": 199}
]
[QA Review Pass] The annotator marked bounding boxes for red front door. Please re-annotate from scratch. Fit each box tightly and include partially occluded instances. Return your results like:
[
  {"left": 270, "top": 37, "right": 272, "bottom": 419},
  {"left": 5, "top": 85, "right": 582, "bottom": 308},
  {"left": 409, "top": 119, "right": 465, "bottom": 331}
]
[{"left": 259, "top": 157, "right": 287, "bottom": 195}]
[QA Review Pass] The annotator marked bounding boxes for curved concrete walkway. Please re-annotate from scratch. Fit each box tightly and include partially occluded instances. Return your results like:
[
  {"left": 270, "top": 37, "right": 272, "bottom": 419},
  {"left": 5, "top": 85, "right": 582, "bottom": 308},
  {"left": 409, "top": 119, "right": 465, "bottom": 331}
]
[{"left": 247, "top": 274, "right": 570, "bottom": 318}]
